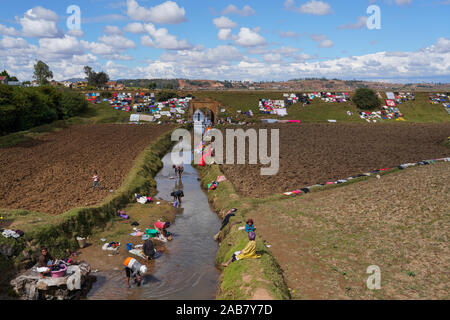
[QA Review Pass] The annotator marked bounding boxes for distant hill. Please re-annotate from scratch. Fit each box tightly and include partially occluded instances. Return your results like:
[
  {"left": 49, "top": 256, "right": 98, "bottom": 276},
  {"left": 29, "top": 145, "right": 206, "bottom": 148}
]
[{"left": 62, "top": 78, "right": 85, "bottom": 83}]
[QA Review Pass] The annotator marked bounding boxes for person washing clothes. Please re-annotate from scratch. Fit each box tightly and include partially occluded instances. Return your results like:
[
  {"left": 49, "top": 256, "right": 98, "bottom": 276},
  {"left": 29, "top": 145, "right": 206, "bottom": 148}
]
[
  {"left": 222, "top": 232, "right": 261, "bottom": 268},
  {"left": 123, "top": 257, "right": 147, "bottom": 288},
  {"left": 143, "top": 239, "right": 156, "bottom": 260},
  {"left": 37, "top": 247, "right": 56, "bottom": 278},
  {"left": 92, "top": 171, "right": 102, "bottom": 191},
  {"left": 245, "top": 219, "right": 255, "bottom": 233},
  {"left": 171, "top": 189, "right": 184, "bottom": 207}
]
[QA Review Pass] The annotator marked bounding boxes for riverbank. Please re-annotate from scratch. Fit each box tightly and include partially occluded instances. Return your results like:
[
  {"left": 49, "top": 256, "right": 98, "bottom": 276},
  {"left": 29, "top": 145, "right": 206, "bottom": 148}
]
[
  {"left": 0, "top": 127, "right": 177, "bottom": 298},
  {"left": 196, "top": 164, "right": 291, "bottom": 300}
]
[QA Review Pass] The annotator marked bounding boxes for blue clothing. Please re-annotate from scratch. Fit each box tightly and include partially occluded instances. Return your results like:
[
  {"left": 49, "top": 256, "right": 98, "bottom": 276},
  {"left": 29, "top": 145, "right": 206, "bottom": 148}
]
[{"left": 245, "top": 224, "right": 254, "bottom": 233}]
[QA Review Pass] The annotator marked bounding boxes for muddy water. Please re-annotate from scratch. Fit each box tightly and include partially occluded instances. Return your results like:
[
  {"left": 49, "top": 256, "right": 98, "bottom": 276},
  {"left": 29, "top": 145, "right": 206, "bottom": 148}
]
[{"left": 87, "top": 149, "right": 221, "bottom": 300}]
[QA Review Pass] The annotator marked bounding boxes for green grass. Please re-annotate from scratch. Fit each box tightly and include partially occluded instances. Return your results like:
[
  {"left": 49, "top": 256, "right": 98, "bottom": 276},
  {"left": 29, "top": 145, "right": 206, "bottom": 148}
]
[{"left": 194, "top": 91, "right": 449, "bottom": 123}]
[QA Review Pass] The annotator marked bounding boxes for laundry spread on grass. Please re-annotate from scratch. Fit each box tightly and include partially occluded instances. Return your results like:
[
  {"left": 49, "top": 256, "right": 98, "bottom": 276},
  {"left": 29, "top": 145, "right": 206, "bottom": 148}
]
[
  {"left": 429, "top": 93, "right": 450, "bottom": 114},
  {"left": 282, "top": 157, "right": 450, "bottom": 196}
]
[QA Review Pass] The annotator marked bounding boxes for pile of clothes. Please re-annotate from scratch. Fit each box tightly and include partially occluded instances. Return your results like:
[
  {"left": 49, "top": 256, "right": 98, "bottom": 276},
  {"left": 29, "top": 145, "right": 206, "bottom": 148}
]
[
  {"left": 135, "top": 193, "right": 152, "bottom": 204},
  {"left": 283, "top": 157, "right": 450, "bottom": 196},
  {"left": 1, "top": 229, "right": 23, "bottom": 238}
]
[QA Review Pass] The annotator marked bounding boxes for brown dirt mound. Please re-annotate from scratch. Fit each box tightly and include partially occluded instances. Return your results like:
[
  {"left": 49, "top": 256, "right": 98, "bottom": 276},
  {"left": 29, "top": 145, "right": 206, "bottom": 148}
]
[
  {"left": 220, "top": 123, "right": 450, "bottom": 197},
  {"left": 0, "top": 124, "right": 174, "bottom": 214}
]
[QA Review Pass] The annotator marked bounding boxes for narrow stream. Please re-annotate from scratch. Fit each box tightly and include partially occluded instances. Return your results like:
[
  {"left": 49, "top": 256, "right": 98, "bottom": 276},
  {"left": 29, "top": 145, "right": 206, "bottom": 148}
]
[{"left": 86, "top": 147, "right": 221, "bottom": 300}]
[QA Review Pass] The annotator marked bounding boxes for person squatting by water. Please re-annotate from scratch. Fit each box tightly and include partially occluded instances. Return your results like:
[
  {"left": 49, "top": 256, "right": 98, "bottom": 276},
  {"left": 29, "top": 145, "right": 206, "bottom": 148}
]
[
  {"left": 123, "top": 257, "right": 147, "bottom": 288},
  {"left": 143, "top": 239, "right": 156, "bottom": 260}
]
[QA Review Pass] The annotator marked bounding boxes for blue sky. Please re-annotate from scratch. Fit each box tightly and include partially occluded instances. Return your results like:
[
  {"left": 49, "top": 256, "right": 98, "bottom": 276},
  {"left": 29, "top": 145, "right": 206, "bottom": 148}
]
[{"left": 0, "top": 0, "right": 449, "bottom": 82}]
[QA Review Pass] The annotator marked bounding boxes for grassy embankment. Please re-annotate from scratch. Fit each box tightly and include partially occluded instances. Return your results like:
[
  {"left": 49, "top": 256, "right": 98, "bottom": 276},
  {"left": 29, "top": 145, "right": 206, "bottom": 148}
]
[
  {"left": 194, "top": 91, "right": 449, "bottom": 123},
  {"left": 196, "top": 164, "right": 290, "bottom": 300}
]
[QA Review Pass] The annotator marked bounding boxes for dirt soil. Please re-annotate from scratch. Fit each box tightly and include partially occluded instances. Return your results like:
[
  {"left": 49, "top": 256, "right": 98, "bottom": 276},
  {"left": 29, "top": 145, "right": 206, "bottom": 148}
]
[
  {"left": 254, "top": 163, "right": 450, "bottom": 299},
  {"left": 220, "top": 123, "right": 450, "bottom": 198},
  {"left": 0, "top": 124, "right": 174, "bottom": 214}
]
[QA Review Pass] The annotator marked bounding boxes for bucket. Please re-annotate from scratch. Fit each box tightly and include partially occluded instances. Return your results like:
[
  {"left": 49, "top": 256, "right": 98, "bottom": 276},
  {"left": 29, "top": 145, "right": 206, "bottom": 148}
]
[
  {"left": 76, "top": 237, "right": 86, "bottom": 249},
  {"left": 51, "top": 264, "right": 67, "bottom": 278}
]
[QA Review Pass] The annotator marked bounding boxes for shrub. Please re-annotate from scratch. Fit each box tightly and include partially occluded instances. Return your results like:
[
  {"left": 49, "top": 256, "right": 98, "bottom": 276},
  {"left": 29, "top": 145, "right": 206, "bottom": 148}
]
[
  {"left": 352, "top": 88, "right": 381, "bottom": 110},
  {"left": 156, "top": 90, "right": 177, "bottom": 102},
  {"left": 0, "top": 85, "right": 89, "bottom": 135}
]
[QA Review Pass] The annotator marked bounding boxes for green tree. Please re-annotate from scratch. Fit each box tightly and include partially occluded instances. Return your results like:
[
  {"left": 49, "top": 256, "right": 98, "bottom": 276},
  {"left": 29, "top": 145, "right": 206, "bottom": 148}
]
[
  {"left": 352, "top": 88, "right": 381, "bottom": 110},
  {"left": 148, "top": 82, "right": 157, "bottom": 90},
  {"left": 33, "top": 61, "right": 53, "bottom": 85},
  {"left": 84, "top": 66, "right": 110, "bottom": 88}
]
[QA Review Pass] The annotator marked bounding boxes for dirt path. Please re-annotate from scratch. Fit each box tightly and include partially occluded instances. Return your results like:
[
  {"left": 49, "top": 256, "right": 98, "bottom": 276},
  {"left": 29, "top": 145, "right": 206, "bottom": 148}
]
[
  {"left": 220, "top": 123, "right": 450, "bottom": 198},
  {"left": 254, "top": 163, "right": 450, "bottom": 299},
  {"left": 0, "top": 124, "right": 174, "bottom": 214}
]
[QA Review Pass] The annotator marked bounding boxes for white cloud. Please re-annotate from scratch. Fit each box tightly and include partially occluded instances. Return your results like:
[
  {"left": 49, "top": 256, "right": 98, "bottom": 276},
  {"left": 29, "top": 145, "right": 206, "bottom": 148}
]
[
  {"left": 318, "top": 39, "right": 334, "bottom": 48},
  {"left": 280, "top": 31, "right": 303, "bottom": 39},
  {"left": 67, "top": 29, "right": 84, "bottom": 37},
  {"left": 38, "top": 35, "right": 83, "bottom": 58},
  {"left": 123, "top": 22, "right": 146, "bottom": 34},
  {"left": 284, "top": 0, "right": 332, "bottom": 15},
  {"left": 72, "top": 53, "right": 98, "bottom": 65},
  {"left": 141, "top": 23, "right": 192, "bottom": 50},
  {"left": 0, "top": 24, "right": 20, "bottom": 36},
  {"left": 234, "top": 28, "right": 266, "bottom": 47},
  {"left": 221, "top": 5, "right": 256, "bottom": 16},
  {"left": 103, "top": 25, "right": 123, "bottom": 35},
  {"left": 0, "top": 36, "right": 29, "bottom": 49},
  {"left": 159, "top": 45, "right": 242, "bottom": 68},
  {"left": 19, "top": 6, "right": 62, "bottom": 38},
  {"left": 263, "top": 53, "right": 283, "bottom": 63},
  {"left": 126, "top": 0, "right": 187, "bottom": 24},
  {"left": 394, "top": 0, "right": 412, "bottom": 5},
  {"left": 213, "top": 16, "right": 237, "bottom": 29},
  {"left": 218, "top": 28, "right": 232, "bottom": 41},
  {"left": 99, "top": 35, "right": 136, "bottom": 49},
  {"left": 338, "top": 16, "right": 368, "bottom": 30},
  {"left": 81, "top": 40, "right": 116, "bottom": 56}
]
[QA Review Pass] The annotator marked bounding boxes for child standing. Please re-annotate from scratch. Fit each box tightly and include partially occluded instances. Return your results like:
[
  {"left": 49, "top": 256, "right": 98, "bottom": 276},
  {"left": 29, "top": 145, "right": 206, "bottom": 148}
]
[{"left": 92, "top": 171, "right": 102, "bottom": 190}]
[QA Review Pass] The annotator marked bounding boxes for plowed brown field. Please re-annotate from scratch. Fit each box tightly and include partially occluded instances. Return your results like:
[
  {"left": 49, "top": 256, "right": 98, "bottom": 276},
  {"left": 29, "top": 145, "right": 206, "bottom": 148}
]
[
  {"left": 0, "top": 124, "right": 174, "bottom": 214},
  {"left": 220, "top": 123, "right": 450, "bottom": 197}
]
